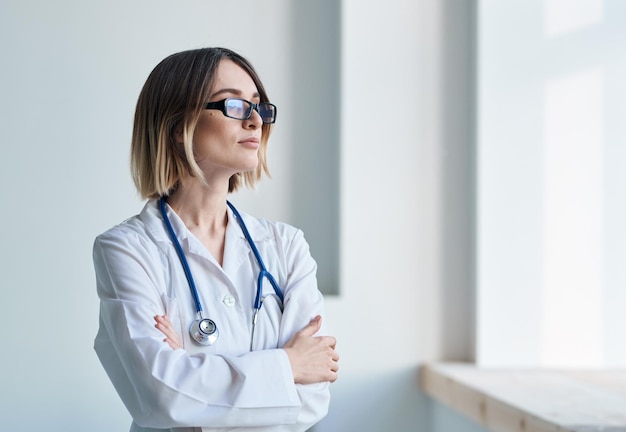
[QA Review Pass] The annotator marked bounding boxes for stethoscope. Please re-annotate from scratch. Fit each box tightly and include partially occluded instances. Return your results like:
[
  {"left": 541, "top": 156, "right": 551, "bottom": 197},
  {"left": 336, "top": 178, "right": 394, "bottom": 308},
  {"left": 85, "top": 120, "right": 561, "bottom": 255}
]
[{"left": 159, "top": 197, "right": 284, "bottom": 350}]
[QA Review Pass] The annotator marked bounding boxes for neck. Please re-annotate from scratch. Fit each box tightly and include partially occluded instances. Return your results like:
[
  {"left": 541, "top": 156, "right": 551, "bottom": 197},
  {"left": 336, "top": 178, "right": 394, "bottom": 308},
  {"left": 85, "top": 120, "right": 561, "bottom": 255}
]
[{"left": 166, "top": 180, "right": 229, "bottom": 235}]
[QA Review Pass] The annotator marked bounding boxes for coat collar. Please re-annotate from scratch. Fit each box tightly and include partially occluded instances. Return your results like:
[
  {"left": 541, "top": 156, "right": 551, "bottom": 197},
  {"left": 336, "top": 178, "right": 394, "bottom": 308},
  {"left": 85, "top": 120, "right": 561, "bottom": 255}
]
[{"left": 139, "top": 199, "right": 273, "bottom": 252}]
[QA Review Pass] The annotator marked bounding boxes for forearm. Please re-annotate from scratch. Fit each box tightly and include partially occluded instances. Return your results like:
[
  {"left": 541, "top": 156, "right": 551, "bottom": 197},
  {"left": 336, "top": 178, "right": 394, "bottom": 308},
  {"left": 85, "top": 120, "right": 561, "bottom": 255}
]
[{"left": 96, "top": 312, "right": 302, "bottom": 428}]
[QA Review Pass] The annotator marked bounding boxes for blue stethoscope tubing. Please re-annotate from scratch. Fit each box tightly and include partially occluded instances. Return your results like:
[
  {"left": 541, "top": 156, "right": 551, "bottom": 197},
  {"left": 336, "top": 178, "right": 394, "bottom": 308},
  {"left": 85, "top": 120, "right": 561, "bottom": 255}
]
[
  {"left": 158, "top": 197, "right": 284, "bottom": 349},
  {"left": 225, "top": 200, "right": 284, "bottom": 309}
]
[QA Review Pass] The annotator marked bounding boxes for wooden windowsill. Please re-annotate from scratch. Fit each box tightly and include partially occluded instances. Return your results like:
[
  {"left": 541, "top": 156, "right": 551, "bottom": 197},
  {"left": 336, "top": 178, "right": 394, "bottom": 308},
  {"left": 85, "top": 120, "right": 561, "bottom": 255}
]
[{"left": 419, "top": 362, "right": 626, "bottom": 432}]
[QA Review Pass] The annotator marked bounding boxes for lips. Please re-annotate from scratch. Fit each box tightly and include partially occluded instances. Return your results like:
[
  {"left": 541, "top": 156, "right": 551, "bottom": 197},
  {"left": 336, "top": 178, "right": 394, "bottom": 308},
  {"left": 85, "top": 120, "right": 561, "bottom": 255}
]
[{"left": 239, "top": 137, "right": 260, "bottom": 149}]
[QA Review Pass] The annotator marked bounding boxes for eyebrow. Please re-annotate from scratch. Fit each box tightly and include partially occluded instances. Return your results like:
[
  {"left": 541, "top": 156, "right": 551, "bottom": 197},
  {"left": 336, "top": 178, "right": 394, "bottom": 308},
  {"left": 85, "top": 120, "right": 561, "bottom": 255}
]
[{"left": 210, "top": 88, "right": 260, "bottom": 100}]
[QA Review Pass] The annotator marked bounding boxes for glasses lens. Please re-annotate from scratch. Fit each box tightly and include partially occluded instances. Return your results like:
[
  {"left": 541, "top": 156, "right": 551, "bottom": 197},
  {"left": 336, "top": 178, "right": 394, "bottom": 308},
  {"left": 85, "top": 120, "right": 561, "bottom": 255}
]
[
  {"left": 258, "top": 103, "right": 276, "bottom": 124},
  {"left": 224, "top": 99, "right": 249, "bottom": 120}
]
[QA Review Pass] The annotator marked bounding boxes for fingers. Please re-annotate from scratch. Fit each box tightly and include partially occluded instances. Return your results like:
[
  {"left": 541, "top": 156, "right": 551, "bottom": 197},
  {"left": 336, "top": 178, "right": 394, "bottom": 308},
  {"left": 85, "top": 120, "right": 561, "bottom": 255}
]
[
  {"left": 154, "top": 314, "right": 182, "bottom": 350},
  {"left": 325, "top": 346, "right": 340, "bottom": 383},
  {"left": 154, "top": 314, "right": 174, "bottom": 335},
  {"left": 325, "top": 335, "right": 337, "bottom": 350},
  {"left": 284, "top": 321, "right": 340, "bottom": 384},
  {"left": 297, "top": 317, "right": 339, "bottom": 383},
  {"left": 321, "top": 348, "right": 340, "bottom": 383},
  {"left": 328, "top": 365, "right": 339, "bottom": 382},
  {"left": 298, "top": 315, "right": 322, "bottom": 337},
  {"left": 302, "top": 317, "right": 336, "bottom": 351}
]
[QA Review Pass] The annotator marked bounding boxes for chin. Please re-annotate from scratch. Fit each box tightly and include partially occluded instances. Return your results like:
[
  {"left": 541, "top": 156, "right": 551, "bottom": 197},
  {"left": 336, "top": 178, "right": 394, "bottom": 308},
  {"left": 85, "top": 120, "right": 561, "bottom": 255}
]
[{"left": 242, "top": 158, "right": 259, "bottom": 172}]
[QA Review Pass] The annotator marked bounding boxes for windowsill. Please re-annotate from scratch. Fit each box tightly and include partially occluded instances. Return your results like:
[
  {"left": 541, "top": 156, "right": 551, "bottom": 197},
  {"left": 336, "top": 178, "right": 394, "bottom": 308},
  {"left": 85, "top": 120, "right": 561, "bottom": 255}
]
[{"left": 420, "top": 362, "right": 626, "bottom": 432}]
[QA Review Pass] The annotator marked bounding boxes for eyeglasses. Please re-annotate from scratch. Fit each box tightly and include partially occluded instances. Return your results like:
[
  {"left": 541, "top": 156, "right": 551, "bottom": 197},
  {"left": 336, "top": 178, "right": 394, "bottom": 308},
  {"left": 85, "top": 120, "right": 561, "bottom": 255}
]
[{"left": 204, "top": 98, "right": 277, "bottom": 124}]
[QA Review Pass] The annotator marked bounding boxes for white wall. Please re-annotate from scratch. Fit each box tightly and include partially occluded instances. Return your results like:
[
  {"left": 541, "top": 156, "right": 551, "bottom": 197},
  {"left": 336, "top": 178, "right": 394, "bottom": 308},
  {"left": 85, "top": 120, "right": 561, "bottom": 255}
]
[
  {"left": 0, "top": 1, "right": 481, "bottom": 431},
  {"left": 477, "top": 0, "right": 626, "bottom": 368},
  {"left": 317, "top": 1, "right": 480, "bottom": 430}
]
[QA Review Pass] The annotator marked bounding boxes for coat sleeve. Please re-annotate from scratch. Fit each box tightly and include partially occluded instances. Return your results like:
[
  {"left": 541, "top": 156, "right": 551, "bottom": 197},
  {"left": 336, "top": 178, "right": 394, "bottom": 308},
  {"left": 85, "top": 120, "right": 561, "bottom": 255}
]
[
  {"left": 273, "top": 226, "right": 332, "bottom": 430},
  {"left": 93, "top": 227, "right": 302, "bottom": 430}
]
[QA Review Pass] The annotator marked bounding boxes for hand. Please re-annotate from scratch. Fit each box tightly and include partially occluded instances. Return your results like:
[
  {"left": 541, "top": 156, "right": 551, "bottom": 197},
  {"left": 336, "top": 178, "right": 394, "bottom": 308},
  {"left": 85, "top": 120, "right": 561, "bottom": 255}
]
[
  {"left": 283, "top": 316, "right": 340, "bottom": 384},
  {"left": 154, "top": 314, "right": 182, "bottom": 350}
]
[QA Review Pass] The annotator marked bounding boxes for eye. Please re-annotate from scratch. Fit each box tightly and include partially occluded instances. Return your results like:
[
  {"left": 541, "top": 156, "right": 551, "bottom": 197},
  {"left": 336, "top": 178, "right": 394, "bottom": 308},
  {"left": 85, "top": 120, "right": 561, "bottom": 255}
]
[{"left": 225, "top": 99, "right": 246, "bottom": 118}]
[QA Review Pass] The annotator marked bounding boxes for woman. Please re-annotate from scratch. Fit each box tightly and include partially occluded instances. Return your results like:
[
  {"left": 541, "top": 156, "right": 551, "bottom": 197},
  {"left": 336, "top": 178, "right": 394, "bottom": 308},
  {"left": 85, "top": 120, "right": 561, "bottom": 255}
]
[{"left": 93, "top": 47, "right": 339, "bottom": 432}]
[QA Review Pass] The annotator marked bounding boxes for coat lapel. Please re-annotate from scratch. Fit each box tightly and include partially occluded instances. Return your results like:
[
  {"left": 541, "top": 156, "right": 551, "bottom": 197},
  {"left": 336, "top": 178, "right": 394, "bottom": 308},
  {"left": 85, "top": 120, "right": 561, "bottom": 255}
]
[{"left": 222, "top": 205, "right": 273, "bottom": 277}]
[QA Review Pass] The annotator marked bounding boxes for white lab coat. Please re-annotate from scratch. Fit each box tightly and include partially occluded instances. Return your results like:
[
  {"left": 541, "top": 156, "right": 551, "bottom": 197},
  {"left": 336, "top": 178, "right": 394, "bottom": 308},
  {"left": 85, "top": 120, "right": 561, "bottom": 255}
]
[{"left": 93, "top": 200, "right": 330, "bottom": 432}]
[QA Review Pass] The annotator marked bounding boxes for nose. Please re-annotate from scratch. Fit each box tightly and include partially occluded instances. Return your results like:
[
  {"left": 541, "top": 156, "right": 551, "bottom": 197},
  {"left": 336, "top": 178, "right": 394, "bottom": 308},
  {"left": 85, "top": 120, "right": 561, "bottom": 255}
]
[{"left": 244, "top": 108, "right": 263, "bottom": 129}]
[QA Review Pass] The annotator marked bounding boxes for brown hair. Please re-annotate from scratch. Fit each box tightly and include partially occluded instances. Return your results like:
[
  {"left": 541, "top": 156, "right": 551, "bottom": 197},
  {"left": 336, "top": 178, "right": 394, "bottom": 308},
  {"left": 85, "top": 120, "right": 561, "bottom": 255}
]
[{"left": 130, "top": 47, "right": 273, "bottom": 199}]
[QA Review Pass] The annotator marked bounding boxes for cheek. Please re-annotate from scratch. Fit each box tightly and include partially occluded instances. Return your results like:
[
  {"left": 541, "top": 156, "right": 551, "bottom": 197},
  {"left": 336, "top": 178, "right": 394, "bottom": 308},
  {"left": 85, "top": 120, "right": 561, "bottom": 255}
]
[
  {"left": 192, "top": 120, "right": 217, "bottom": 150},
  {"left": 192, "top": 136, "right": 214, "bottom": 160}
]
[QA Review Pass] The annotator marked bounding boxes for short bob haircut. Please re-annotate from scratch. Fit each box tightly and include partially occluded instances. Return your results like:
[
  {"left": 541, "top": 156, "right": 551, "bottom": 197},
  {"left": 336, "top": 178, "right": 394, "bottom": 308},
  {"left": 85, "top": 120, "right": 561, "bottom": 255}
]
[{"left": 131, "top": 47, "right": 273, "bottom": 199}]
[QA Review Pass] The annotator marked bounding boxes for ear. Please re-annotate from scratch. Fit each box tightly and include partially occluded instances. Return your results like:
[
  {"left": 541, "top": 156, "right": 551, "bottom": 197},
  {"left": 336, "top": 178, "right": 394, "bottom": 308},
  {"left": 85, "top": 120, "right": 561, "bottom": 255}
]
[{"left": 173, "top": 125, "right": 184, "bottom": 145}]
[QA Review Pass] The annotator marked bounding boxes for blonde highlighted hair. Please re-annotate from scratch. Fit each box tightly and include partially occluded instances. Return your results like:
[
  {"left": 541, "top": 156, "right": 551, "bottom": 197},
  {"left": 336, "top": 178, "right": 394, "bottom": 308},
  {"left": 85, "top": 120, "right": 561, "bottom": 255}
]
[{"left": 131, "top": 47, "right": 273, "bottom": 199}]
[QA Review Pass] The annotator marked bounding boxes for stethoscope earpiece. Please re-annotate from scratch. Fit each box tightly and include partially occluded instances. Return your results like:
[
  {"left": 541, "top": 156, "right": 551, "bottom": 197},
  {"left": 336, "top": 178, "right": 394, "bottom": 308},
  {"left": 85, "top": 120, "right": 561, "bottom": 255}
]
[{"left": 190, "top": 318, "right": 219, "bottom": 346}]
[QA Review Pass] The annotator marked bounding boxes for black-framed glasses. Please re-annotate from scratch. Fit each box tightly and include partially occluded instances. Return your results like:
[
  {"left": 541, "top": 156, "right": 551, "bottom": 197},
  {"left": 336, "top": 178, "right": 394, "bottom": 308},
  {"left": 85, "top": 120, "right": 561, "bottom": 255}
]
[{"left": 205, "top": 98, "right": 277, "bottom": 124}]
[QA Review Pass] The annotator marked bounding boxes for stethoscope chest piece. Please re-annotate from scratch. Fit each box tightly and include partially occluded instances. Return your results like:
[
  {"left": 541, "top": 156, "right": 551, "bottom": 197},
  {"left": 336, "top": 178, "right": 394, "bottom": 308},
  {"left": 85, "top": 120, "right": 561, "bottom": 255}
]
[{"left": 190, "top": 318, "right": 219, "bottom": 346}]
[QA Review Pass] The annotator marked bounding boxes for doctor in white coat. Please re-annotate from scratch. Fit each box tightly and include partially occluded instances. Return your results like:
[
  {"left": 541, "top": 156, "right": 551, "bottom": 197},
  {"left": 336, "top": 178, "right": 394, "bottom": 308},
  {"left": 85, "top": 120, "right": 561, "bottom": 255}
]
[{"left": 93, "top": 47, "right": 339, "bottom": 432}]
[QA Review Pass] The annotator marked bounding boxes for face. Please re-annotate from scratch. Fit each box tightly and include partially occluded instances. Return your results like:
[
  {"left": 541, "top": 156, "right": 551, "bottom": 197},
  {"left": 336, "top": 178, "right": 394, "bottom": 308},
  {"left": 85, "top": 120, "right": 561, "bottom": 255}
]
[{"left": 190, "top": 59, "right": 264, "bottom": 184}]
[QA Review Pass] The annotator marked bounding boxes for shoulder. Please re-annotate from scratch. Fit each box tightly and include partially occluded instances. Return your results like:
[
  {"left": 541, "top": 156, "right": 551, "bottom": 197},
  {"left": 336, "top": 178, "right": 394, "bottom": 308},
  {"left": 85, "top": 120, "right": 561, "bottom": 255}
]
[
  {"left": 232, "top": 206, "right": 305, "bottom": 249},
  {"left": 231, "top": 207, "right": 315, "bottom": 272},
  {"left": 93, "top": 200, "right": 164, "bottom": 253},
  {"left": 258, "top": 216, "right": 302, "bottom": 243}
]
